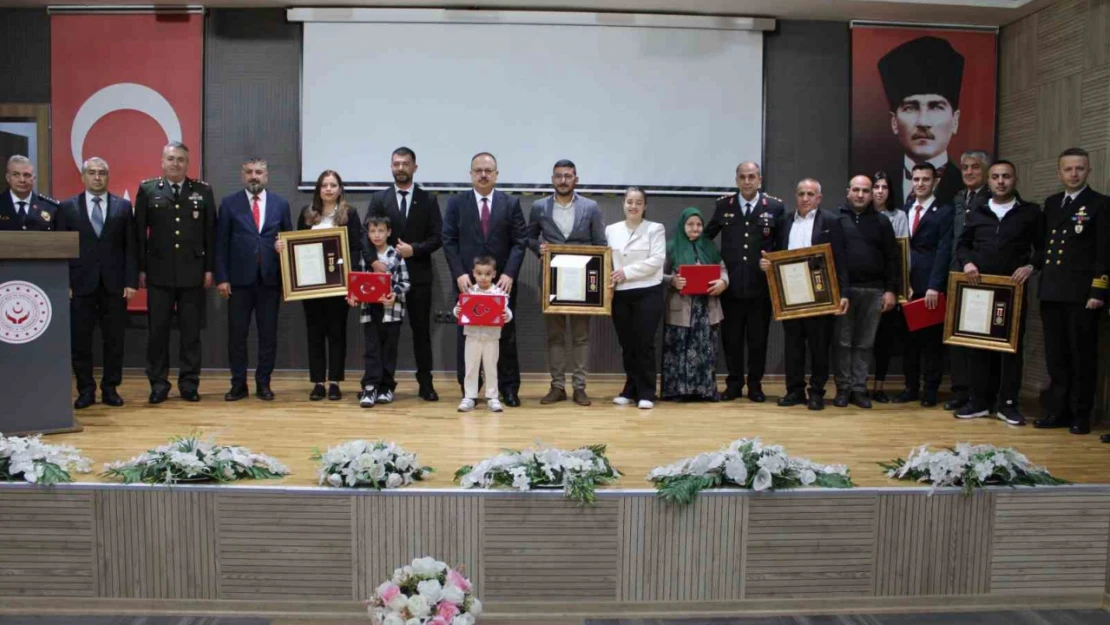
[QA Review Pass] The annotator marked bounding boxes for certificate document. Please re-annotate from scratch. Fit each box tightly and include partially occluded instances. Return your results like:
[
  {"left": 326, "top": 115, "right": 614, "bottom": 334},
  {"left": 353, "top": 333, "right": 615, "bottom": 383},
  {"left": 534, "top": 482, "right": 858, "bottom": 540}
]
[
  {"left": 550, "top": 254, "right": 591, "bottom": 302},
  {"left": 294, "top": 242, "right": 327, "bottom": 287},
  {"left": 958, "top": 287, "right": 994, "bottom": 334},
  {"left": 779, "top": 261, "right": 816, "bottom": 306}
]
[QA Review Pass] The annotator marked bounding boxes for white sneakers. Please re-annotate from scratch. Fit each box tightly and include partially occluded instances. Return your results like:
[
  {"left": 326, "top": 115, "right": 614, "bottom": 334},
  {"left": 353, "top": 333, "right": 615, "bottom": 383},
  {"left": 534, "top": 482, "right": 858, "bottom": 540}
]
[
  {"left": 458, "top": 397, "right": 504, "bottom": 413},
  {"left": 359, "top": 385, "right": 376, "bottom": 408},
  {"left": 638, "top": 400, "right": 654, "bottom": 410},
  {"left": 457, "top": 398, "right": 476, "bottom": 412},
  {"left": 488, "top": 398, "right": 504, "bottom": 413},
  {"left": 613, "top": 396, "right": 654, "bottom": 409},
  {"left": 613, "top": 396, "right": 633, "bottom": 406}
]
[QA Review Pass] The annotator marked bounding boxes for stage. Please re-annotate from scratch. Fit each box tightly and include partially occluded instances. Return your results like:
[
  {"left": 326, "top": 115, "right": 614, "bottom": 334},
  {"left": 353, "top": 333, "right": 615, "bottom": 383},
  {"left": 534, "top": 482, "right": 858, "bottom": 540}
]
[{"left": 1, "top": 372, "right": 1109, "bottom": 620}]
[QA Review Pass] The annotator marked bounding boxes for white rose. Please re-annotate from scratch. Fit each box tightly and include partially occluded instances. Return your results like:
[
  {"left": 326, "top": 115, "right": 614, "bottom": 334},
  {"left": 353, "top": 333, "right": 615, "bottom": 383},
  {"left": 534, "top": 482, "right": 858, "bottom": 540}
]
[
  {"left": 368, "top": 462, "right": 387, "bottom": 481},
  {"left": 386, "top": 472, "right": 403, "bottom": 488},
  {"left": 406, "top": 620, "right": 421, "bottom": 625},
  {"left": 387, "top": 595, "right": 408, "bottom": 612},
  {"left": 800, "top": 469, "right": 817, "bottom": 485},
  {"left": 411, "top": 556, "right": 443, "bottom": 577},
  {"left": 382, "top": 614, "right": 405, "bottom": 625},
  {"left": 327, "top": 473, "right": 343, "bottom": 487},
  {"left": 468, "top": 597, "right": 483, "bottom": 616},
  {"left": 406, "top": 594, "right": 431, "bottom": 618},
  {"left": 440, "top": 584, "right": 465, "bottom": 605},
  {"left": 452, "top": 615, "right": 475, "bottom": 625},
  {"left": 417, "top": 579, "right": 443, "bottom": 604},
  {"left": 723, "top": 457, "right": 748, "bottom": 485}
]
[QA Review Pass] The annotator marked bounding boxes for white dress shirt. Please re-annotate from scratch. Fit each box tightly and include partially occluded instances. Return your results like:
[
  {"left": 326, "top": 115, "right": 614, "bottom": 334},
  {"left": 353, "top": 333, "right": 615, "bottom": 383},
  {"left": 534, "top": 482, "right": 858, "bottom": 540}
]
[
  {"left": 739, "top": 192, "right": 761, "bottom": 217},
  {"left": 9, "top": 191, "right": 31, "bottom": 215},
  {"left": 85, "top": 192, "right": 107, "bottom": 222},
  {"left": 312, "top": 206, "right": 338, "bottom": 230},
  {"left": 245, "top": 189, "right": 267, "bottom": 232},
  {"left": 907, "top": 196, "right": 936, "bottom": 237},
  {"left": 988, "top": 198, "right": 1017, "bottom": 221},
  {"left": 552, "top": 195, "right": 576, "bottom": 239},
  {"left": 395, "top": 184, "right": 414, "bottom": 218},
  {"left": 1065, "top": 186, "right": 1088, "bottom": 203},
  {"left": 788, "top": 209, "right": 818, "bottom": 251},
  {"left": 606, "top": 219, "right": 665, "bottom": 291},
  {"left": 473, "top": 189, "right": 494, "bottom": 220}
]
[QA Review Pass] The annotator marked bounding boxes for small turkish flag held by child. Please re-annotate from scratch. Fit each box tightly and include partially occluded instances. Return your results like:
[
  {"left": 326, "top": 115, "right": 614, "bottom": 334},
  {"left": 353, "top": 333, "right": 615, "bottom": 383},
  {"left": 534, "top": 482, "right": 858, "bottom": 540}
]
[{"left": 457, "top": 293, "right": 506, "bottom": 327}]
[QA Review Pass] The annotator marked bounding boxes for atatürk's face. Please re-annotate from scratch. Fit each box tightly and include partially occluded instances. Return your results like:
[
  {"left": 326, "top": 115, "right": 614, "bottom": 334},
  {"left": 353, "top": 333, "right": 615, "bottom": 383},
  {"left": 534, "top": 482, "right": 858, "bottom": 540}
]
[{"left": 891, "top": 94, "right": 960, "bottom": 161}]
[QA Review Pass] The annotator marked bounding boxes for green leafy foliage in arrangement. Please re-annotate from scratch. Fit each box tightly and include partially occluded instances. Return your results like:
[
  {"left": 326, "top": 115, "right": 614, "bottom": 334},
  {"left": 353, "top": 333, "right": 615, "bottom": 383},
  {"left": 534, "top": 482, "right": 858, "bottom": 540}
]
[
  {"left": 455, "top": 443, "right": 620, "bottom": 504},
  {"left": 880, "top": 443, "right": 1069, "bottom": 495},
  {"left": 102, "top": 432, "right": 289, "bottom": 484}
]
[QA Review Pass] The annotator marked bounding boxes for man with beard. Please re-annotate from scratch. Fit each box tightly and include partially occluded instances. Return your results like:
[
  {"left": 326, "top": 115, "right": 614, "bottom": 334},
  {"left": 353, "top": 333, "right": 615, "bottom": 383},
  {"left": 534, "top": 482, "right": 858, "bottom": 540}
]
[
  {"left": 214, "top": 157, "right": 292, "bottom": 401},
  {"left": 367, "top": 147, "right": 443, "bottom": 401},
  {"left": 878, "top": 36, "right": 966, "bottom": 207},
  {"left": 526, "top": 159, "right": 606, "bottom": 406},
  {"left": 705, "top": 161, "right": 784, "bottom": 402}
]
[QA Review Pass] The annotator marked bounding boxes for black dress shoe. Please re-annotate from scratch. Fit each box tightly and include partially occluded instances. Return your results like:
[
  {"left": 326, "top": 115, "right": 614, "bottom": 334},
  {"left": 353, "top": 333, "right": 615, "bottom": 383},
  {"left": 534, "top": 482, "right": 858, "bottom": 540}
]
[
  {"left": 256, "top": 384, "right": 274, "bottom": 401},
  {"left": 224, "top": 385, "right": 249, "bottom": 402},
  {"left": 720, "top": 386, "right": 743, "bottom": 401},
  {"left": 181, "top": 389, "right": 200, "bottom": 402},
  {"left": 747, "top": 386, "right": 766, "bottom": 403},
  {"left": 327, "top": 383, "right": 342, "bottom": 401},
  {"left": 807, "top": 395, "right": 825, "bottom": 411},
  {"left": 149, "top": 388, "right": 169, "bottom": 404},
  {"left": 1101, "top": 433, "right": 1110, "bottom": 443},
  {"left": 832, "top": 390, "right": 851, "bottom": 408},
  {"left": 871, "top": 390, "right": 891, "bottom": 403},
  {"left": 1070, "top": 421, "right": 1091, "bottom": 435},
  {"left": 943, "top": 394, "right": 969, "bottom": 411},
  {"left": 419, "top": 386, "right": 439, "bottom": 402},
  {"left": 892, "top": 389, "right": 919, "bottom": 404},
  {"left": 850, "top": 391, "right": 873, "bottom": 409},
  {"left": 504, "top": 391, "right": 521, "bottom": 407},
  {"left": 920, "top": 391, "right": 938, "bottom": 408},
  {"left": 74, "top": 393, "right": 96, "bottom": 410},
  {"left": 777, "top": 392, "right": 806, "bottom": 407},
  {"left": 1034, "top": 415, "right": 1070, "bottom": 429},
  {"left": 102, "top": 389, "right": 124, "bottom": 407},
  {"left": 309, "top": 383, "right": 326, "bottom": 401}
]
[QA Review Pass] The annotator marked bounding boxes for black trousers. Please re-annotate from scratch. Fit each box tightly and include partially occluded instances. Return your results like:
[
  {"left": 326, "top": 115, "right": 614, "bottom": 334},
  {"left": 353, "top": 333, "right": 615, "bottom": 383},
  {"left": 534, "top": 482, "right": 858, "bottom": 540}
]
[
  {"left": 903, "top": 324, "right": 944, "bottom": 393},
  {"left": 407, "top": 282, "right": 435, "bottom": 389},
  {"left": 948, "top": 346, "right": 972, "bottom": 395},
  {"left": 611, "top": 284, "right": 664, "bottom": 402},
  {"left": 1041, "top": 300, "right": 1099, "bottom": 421},
  {"left": 783, "top": 315, "right": 833, "bottom": 396},
  {"left": 227, "top": 273, "right": 281, "bottom": 387},
  {"left": 303, "top": 296, "right": 350, "bottom": 383},
  {"left": 455, "top": 282, "right": 520, "bottom": 394},
  {"left": 873, "top": 307, "right": 906, "bottom": 382},
  {"left": 71, "top": 281, "right": 127, "bottom": 396},
  {"left": 146, "top": 285, "right": 205, "bottom": 393},
  {"left": 719, "top": 296, "right": 771, "bottom": 390},
  {"left": 968, "top": 297, "right": 1027, "bottom": 408},
  {"left": 361, "top": 310, "right": 402, "bottom": 391}
]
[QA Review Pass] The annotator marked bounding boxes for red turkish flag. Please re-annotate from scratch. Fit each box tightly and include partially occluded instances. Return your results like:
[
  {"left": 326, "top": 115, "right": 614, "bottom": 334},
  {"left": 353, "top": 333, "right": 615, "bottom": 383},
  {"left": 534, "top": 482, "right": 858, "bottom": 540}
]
[{"left": 50, "top": 13, "right": 203, "bottom": 202}]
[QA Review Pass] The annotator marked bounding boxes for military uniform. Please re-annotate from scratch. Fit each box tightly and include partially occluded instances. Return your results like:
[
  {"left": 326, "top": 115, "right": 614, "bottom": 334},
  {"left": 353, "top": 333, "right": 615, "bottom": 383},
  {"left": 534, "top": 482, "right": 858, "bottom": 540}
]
[
  {"left": 945, "top": 185, "right": 991, "bottom": 408},
  {"left": 1038, "top": 186, "right": 1109, "bottom": 433},
  {"left": 0, "top": 191, "right": 60, "bottom": 231},
  {"left": 134, "top": 176, "right": 216, "bottom": 399},
  {"left": 704, "top": 191, "right": 784, "bottom": 397}
]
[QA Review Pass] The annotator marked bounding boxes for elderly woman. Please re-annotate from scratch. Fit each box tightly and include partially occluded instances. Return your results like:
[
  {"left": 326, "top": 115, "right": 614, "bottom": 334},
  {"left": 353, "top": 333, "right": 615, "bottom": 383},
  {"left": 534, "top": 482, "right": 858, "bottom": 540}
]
[{"left": 661, "top": 207, "right": 729, "bottom": 401}]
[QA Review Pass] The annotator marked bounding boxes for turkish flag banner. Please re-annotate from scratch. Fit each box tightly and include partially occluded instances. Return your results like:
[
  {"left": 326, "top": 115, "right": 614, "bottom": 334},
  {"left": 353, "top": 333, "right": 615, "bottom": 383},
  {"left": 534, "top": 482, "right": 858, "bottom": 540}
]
[
  {"left": 457, "top": 293, "right": 506, "bottom": 327},
  {"left": 50, "top": 13, "right": 203, "bottom": 202}
]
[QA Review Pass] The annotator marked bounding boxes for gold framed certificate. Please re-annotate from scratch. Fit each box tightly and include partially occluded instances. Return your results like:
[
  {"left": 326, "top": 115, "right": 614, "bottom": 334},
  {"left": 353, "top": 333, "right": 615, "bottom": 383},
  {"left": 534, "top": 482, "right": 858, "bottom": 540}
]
[
  {"left": 541, "top": 244, "right": 612, "bottom": 315},
  {"left": 278, "top": 227, "right": 352, "bottom": 302},
  {"left": 943, "top": 272, "right": 1024, "bottom": 354},
  {"left": 765, "top": 243, "right": 842, "bottom": 321},
  {"left": 896, "top": 237, "right": 911, "bottom": 303}
]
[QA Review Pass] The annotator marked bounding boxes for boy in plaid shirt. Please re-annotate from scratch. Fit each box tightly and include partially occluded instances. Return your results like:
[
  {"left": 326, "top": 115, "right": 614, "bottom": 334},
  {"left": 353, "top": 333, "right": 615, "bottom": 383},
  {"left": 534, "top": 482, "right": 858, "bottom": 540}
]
[{"left": 355, "top": 215, "right": 410, "bottom": 408}]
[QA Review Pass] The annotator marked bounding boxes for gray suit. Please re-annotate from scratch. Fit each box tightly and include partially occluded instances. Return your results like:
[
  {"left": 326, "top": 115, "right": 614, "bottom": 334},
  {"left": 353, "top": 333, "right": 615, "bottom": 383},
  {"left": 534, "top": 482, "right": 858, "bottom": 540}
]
[
  {"left": 526, "top": 194, "right": 607, "bottom": 392},
  {"left": 948, "top": 185, "right": 990, "bottom": 399}
]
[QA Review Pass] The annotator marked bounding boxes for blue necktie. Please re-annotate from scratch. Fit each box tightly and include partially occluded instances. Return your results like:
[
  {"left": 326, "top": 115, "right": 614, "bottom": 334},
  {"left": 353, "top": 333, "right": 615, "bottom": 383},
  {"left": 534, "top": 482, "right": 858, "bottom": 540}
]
[{"left": 91, "top": 197, "right": 104, "bottom": 237}]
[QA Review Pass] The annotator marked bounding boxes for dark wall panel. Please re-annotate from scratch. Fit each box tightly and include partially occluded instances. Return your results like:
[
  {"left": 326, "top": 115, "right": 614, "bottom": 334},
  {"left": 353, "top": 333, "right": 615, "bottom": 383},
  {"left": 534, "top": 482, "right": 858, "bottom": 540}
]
[{"left": 0, "top": 9, "right": 50, "bottom": 103}]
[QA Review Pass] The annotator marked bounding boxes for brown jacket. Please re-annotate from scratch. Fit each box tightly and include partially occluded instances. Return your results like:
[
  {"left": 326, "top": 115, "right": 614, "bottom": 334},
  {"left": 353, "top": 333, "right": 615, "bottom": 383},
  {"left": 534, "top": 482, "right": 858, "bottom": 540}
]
[{"left": 662, "top": 259, "right": 729, "bottom": 328}]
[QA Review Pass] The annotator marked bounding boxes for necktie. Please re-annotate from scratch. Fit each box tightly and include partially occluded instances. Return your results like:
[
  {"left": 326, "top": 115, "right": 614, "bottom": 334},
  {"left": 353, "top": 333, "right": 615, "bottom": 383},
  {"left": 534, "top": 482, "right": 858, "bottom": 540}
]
[
  {"left": 91, "top": 197, "right": 104, "bottom": 237},
  {"left": 252, "top": 195, "right": 261, "bottom": 230},
  {"left": 912, "top": 204, "right": 924, "bottom": 234},
  {"left": 744, "top": 202, "right": 751, "bottom": 218},
  {"left": 1063, "top": 195, "right": 1074, "bottom": 211},
  {"left": 399, "top": 190, "right": 409, "bottom": 218},
  {"left": 172, "top": 183, "right": 181, "bottom": 201},
  {"left": 16, "top": 201, "right": 26, "bottom": 217},
  {"left": 480, "top": 197, "right": 490, "bottom": 237}
]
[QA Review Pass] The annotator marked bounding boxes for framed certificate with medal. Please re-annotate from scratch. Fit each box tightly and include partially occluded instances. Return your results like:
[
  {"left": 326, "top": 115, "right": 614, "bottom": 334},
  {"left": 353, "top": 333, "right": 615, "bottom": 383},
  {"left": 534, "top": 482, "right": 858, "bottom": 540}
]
[
  {"left": 541, "top": 244, "right": 612, "bottom": 315},
  {"left": 278, "top": 227, "right": 352, "bottom": 301},
  {"left": 896, "top": 237, "right": 911, "bottom": 303},
  {"left": 764, "top": 243, "right": 842, "bottom": 321},
  {"left": 943, "top": 272, "right": 1024, "bottom": 354}
]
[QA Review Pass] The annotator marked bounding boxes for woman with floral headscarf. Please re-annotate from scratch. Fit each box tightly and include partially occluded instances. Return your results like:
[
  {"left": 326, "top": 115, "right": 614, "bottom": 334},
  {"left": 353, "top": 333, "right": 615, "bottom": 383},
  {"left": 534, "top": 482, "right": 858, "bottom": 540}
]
[{"left": 661, "top": 207, "right": 729, "bottom": 401}]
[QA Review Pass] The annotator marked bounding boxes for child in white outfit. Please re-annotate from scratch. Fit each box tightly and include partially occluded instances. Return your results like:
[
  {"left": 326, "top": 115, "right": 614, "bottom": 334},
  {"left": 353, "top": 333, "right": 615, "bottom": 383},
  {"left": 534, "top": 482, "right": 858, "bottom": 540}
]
[{"left": 453, "top": 255, "right": 513, "bottom": 412}]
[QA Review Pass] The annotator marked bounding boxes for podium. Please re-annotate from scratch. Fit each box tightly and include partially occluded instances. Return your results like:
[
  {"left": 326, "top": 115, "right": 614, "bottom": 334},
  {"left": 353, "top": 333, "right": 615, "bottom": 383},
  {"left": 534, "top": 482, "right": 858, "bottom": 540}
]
[{"left": 0, "top": 231, "right": 81, "bottom": 435}]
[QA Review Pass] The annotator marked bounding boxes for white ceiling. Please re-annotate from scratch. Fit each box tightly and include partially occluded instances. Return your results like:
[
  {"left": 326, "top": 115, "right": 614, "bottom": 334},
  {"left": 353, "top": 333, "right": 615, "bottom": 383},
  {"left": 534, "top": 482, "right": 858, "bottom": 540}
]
[{"left": 24, "top": 0, "right": 1054, "bottom": 26}]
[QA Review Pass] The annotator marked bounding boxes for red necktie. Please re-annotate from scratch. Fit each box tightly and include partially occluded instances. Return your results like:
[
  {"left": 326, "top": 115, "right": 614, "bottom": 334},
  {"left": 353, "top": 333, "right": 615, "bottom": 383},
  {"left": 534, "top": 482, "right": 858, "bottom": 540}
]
[
  {"left": 480, "top": 197, "right": 490, "bottom": 237},
  {"left": 252, "top": 195, "right": 261, "bottom": 230},
  {"left": 912, "top": 204, "right": 923, "bottom": 234}
]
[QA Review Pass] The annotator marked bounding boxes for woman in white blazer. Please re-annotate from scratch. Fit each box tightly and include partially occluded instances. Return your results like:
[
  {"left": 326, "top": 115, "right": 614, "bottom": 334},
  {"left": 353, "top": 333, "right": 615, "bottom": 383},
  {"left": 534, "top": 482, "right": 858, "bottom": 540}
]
[{"left": 606, "top": 187, "right": 666, "bottom": 409}]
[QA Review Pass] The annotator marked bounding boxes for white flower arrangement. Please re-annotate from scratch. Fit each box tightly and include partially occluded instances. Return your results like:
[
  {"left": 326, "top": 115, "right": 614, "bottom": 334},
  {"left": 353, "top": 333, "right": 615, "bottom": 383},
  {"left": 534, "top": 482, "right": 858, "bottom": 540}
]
[
  {"left": 648, "top": 437, "right": 854, "bottom": 504},
  {"left": 0, "top": 433, "right": 92, "bottom": 485},
  {"left": 102, "top": 433, "right": 289, "bottom": 484},
  {"left": 454, "top": 443, "right": 620, "bottom": 504},
  {"left": 313, "top": 440, "right": 433, "bottom": 489},
  {"left": 881, "top": 443, "right": 1068, "bottom": 494},
  {"left": 366, "top": 557, "right": 482, "bottom": 625}
]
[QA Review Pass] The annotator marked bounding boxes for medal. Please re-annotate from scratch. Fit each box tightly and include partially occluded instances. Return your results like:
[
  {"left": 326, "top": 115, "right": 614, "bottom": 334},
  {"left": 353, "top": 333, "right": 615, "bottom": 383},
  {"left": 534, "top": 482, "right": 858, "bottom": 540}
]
[
  {"left": 40, "top": 210, "right": 51, "bottom": 222},
  {"left": 327, "top": 252, "right": 336, "bottom": 273},
  {"left": 192, "top": 210, "right": 199, "bottom": 219}
]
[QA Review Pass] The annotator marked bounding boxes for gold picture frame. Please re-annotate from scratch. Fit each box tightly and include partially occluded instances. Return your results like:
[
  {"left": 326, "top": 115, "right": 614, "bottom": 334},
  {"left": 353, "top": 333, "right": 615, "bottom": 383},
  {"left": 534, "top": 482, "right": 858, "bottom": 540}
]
[
  {"left": 278, "top": 227, "right": 352, "bottom": 302},
  {"left": 896, "top": 237, "right": 911, "bottom": 303},
  {"left": 943, "top": 272, "right": 1024, "bottom": 354},
  {"left": 541, "top": 243, "right": 613, "bottom": 316},
  {"left": 765, "top": 243, "right": 842, "bottom": 321}
]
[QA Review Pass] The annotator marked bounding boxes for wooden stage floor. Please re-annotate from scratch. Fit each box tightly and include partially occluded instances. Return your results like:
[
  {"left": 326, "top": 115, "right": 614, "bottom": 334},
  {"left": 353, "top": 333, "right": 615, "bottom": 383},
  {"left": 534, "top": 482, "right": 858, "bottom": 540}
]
[{"left": 52, "top": 372, "right": 1110, "bottom": 488}]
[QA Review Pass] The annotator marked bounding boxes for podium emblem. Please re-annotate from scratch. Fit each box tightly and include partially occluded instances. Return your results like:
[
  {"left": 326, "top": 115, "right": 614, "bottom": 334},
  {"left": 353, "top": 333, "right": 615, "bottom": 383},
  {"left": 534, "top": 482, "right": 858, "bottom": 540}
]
[{"left": 0, "top": 281, "right": 53, "bottom": 345}]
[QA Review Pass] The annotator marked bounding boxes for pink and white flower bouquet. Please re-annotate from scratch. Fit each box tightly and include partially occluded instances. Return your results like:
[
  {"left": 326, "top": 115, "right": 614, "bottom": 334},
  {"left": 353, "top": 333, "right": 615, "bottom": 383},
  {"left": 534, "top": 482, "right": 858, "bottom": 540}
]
[{"left": 367, "top": 557, "right": 482, "bottom": 625}]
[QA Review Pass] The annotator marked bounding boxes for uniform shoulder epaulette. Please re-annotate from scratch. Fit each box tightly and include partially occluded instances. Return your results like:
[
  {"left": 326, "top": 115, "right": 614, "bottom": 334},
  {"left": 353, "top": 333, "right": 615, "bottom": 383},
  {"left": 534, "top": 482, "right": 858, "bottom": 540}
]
[
  {"left": 764, "top": 194, "right": 782, "bottom": 203},
  {"left": 141, "top": 177, "right": 160, "bottom": 184},
  {"left": 716, "top": 193, "right": 733, "bottom": 203},
  {"left": 37, "top": 194, "right": 60, "bottom": 206},
  {"left": 192, "top": 178, "right": 211, "bottom": 188}
]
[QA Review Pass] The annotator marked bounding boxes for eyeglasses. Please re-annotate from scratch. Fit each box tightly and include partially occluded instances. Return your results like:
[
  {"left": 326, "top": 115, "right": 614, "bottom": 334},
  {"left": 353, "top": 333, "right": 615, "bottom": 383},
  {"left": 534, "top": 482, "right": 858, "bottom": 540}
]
[{"left": 471, "top": 168, "right": 495, "bottom": 176}]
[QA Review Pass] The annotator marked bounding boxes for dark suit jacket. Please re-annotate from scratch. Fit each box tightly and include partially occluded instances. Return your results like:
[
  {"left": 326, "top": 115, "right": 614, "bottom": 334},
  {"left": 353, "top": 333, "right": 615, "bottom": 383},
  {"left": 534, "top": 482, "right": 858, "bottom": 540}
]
[
  {"left": 366, "top": 185, "right": 442, "bottom": 285},
  {"left": 705, "top": 191, "right": 785, "bottom": 299},
  {"left": 215, "top": 190, "right": 293, "bottom": 287},
  {"left": 526, "top": 194, "right": 607, "bottom": 254},
  {"left": 56, "top": 193, "right": 138, "bottom": 296},
  {"left": 0, "top": 191, "right": 59, "bottom": 231},
  {"left": 295, "top": 205, "right": 366, "bottom": 273},
  {"left": 443, "top": 190, "right": 527, "bottom": 281},
  {"left": 950, "top": 186, "right": 990, "bottom": 270},
  {"left": 772, "top": 208, "right": 850, "bottom": 292},
  {"left": 1039, "top": 187, "right": 1110, "bottom": 303},
  {"left": 134, "top": 177, "right": 217, "bottom": 288},
  {"left": 903, "top": 198, "right": 955, "bottom": 295}
]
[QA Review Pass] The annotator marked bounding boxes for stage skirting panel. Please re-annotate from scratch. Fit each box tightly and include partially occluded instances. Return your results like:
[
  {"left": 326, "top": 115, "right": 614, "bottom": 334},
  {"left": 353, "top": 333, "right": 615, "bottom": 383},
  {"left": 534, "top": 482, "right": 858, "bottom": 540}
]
[{"left": 1, "top": 485, "right": 1109, "bottom": 619}]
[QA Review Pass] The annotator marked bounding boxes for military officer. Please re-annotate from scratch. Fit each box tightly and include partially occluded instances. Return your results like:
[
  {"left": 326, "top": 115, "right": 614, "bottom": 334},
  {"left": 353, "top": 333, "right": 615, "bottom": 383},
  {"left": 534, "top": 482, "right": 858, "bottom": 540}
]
[
  {"left": 1, "top": 155, "right": 60, "bottom": 231},
  {"left": 704, "top": 161, "right": 784, "bottom": 402},
  {"left": 134, "top": 142, "right": 216, "bottom": 404},
  {"left": 1033, "top": 147, "right": 1108, "bottom": 435}
]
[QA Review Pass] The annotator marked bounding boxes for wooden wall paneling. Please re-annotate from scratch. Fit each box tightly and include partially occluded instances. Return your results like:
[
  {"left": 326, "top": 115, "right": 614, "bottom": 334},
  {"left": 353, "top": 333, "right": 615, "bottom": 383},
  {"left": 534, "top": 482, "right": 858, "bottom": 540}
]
[
  {"left": 0, "top": 490, "right": 96, "bottom": 597},
  {"left": 1000, "top": 13, "right": 1037, "bottom": 97},
  {"left": 1034, "top": 0, "right": 1088, "bottom": 86},
  {"left": 990, "top": 491, "right": 1110, "bottom": 593},
  {"left": 1037, "top": 75, "right": 1085, "bottom": 161},
  {"left": 215, "top": 493, "right": 353, "bottom": 600},
  {"left": 1088, "top": 0, "right": 1110, "bottom": 70},
  {"left": 744, "top": 495, "right": 877, "bottom": 598},
  {"left": 1079, "top": 67, "right": 1110, "bottom": 151},
  {"left": 998, "top": 89, "right": 1038, "bottom": 162}
]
